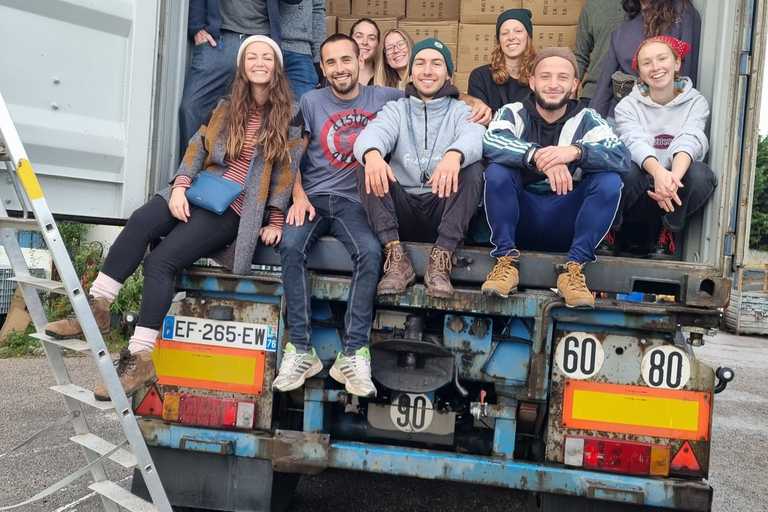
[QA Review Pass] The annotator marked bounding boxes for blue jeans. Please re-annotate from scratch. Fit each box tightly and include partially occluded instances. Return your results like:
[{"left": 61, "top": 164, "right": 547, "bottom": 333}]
[
  {"left": 179, "top": 31, "right": 243, "bottom": 156},
  {"left": 283, "top": 50, "right": 319, "bottom": 99},
  {"left": 484, "top": 164, "right": 623, "bottom": 263},
  {"left": 279, "top": 194, "right": 382, "bottom": 354}
]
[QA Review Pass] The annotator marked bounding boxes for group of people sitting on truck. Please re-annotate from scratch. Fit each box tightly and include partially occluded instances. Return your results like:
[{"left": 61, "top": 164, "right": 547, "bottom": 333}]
[{"left": 43, "top": 0, "right": 717, "bottom": 401}]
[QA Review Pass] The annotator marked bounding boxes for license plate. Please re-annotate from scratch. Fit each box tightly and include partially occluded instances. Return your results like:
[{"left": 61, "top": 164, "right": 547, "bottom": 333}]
[
  {"left": 161, "top": 315, "right": 277, "bottom": 352},
  {"left": 367, "top": 393, "right": 455, "bottom": 436}
]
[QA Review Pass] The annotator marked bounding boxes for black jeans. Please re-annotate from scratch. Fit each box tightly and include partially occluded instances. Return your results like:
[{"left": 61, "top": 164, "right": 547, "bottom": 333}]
[
  {"left": 359, "top": 162, "right": 485, "bottom": 251},
  {"left": 616, "top": 161, "right": 717, "bottom": 233},
  {"left": 279, "top": 194, "right": 382, "bottom": 354},
  {"left": 102, "top": 195, "right": 239, "bottom": 329}
]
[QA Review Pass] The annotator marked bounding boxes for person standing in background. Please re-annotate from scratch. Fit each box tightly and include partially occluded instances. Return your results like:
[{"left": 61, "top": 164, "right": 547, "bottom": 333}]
[
  {"left": 373, "top": 28, "right": 414, "bottom": 90},
  {"left": 467, "top": 9, "right": 536, "bottom": 114},
  {"left": 590, "top": 0, "right": 700, "bottom": 119},
  {"left": 350, "top": 18, "right": 381, "bottom": 86},
  {"left": 574, "top": 0, "right": 627, "bottom": 105},
  {"left": 180, "top": 0, "right": 323, "bottom": 155}
]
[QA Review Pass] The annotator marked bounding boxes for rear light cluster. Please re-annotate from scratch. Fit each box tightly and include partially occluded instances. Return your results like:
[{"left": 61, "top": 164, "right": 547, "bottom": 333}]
[
  {"left": 136, "top": 386, "right": 256, "bottom": 430},
  {"left": 564, "top": 436, "right": 671, "bottom": 476}
]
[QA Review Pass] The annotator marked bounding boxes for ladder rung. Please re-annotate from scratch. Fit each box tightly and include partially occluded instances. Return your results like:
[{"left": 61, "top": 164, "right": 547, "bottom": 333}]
[
  {"left": 10, "top": 275, "right": 66, "bottom": 294},
  {"left": 50, "top": 383, "right": 113, "bottom": 411},
  {"left": 70, "top": 433, "right": 137, "bottom": 469},
  {"left": 31, "top": 332, "right": 90, "bottom": 352},
  {"left": 89, "top": 481, "right": 158, "bottom": 512},
  {"left": 0, "top": 217, "right": 41, "bottom": 231}
]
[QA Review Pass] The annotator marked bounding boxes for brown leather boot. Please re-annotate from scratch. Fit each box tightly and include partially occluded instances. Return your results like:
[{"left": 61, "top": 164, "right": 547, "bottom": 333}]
[
  {"left": 424, "top": 246, "right": 454, "bottom": 299},
  {"left": 482, "top": 254, "right": 520, "bottom": 298},
  {"left": 556, "top": 261, "right": 595, "bottom": 309},
  {"left": 93, "top": 349, "right": 156, "bottom": 401},
  {"left": 45, "top": 296, "right": 111, "bottom": 339},
  {"left": 377, "top": 242, "right": 416, "bottom": 296}
]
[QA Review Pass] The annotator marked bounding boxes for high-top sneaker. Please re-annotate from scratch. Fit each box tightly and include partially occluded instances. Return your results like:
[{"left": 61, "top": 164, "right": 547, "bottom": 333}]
[{"left": 651, "top": 228, "right": 677, "bottom": 259}]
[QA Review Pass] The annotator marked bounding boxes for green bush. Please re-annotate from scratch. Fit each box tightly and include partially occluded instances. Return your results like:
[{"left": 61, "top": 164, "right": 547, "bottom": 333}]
[
  {"left": 0, "top": 329, "right": 41, "bottom": 358},
  {"left": 751, "top": 136, "right": 768, "bottom": 250}
]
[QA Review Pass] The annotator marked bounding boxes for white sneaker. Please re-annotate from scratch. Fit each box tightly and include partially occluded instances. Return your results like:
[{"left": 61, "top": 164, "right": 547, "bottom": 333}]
[
  {"left": 329, "top": 346, "right": 377, "bottom": 397},
  {"left": 272, "top": 343, "right": 323, "bottom": 392}
]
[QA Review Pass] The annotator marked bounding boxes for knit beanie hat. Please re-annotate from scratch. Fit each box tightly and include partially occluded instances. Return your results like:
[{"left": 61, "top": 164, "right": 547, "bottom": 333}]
[
  {"left": 496, "top": 9, "right": 533, "bottom": 40},
  {"left": 631, "top": 35, "right": 691, "bottom": 71},
  {"left": 236, "top": 35, "right": 284, "bottom": 67},
  {"left": 409, "top": 37, "right": 454, "bottom": 76},
  {"left": 531, "top": 47, "right": 580, "bottom": 78}
]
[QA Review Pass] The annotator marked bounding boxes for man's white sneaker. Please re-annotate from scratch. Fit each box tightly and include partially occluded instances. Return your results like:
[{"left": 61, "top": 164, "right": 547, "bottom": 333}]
[
  {"left": 272, "top": 343, "right": 323, "bottom": 392},
  {"left": 329, "top": 346, "right": 377, "bottom": 397}
]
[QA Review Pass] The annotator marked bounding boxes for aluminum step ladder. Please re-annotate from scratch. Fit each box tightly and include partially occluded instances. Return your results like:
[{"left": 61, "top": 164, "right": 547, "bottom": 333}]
[{"left": 0, "top": 90, "right": 172, "bottom": 512}]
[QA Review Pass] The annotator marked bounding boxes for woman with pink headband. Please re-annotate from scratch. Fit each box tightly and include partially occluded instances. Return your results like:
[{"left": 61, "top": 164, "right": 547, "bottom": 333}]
[{"left": 612, "top": 35, "right": 716, "bottom": 258}]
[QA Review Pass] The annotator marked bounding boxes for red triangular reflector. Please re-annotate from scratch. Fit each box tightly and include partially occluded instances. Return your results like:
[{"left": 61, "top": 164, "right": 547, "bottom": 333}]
[
  {"left": 670, "top": 441, "right": 701, "bottom": 472},
  {"left": 135, "top": 385, "right": 164, "bottom": 417}
]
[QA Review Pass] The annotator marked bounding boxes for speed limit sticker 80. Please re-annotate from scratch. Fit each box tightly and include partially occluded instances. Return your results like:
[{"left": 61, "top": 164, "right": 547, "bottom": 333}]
[
  {"left": 554, "top": 332, "right": 605, "bottom": 379},
  {"left": 641, "top": 345, "right": 691, "bottom": 389}
]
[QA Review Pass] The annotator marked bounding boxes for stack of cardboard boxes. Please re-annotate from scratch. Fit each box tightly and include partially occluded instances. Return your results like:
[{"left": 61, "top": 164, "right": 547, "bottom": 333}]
[{"left": 325, "top": 0, "right": 585, "bottom": 94}]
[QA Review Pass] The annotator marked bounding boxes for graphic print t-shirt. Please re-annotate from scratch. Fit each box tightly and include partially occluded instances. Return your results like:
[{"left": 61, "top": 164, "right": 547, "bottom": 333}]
[{"left": 299, "top": 85, "right": 403, "bottom": 202}]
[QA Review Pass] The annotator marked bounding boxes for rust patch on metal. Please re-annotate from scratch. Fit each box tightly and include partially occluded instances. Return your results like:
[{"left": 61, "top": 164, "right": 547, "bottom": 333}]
[{"left": 271, "top": 430, "right": 330, "bottom": 474}]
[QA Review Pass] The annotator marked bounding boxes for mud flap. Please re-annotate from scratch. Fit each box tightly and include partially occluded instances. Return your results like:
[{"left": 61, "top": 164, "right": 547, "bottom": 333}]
[{"left": 131, "top": 446, "right": 298, "bottom": 512}]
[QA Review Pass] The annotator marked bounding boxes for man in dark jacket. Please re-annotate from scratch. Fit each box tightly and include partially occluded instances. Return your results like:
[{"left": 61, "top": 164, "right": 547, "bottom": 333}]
[
  {"left": 180, "top": 0, "right": 325, "bottom": 155},
  {"left": 482, "top": 48, "right": 629, "bottom": 308}
]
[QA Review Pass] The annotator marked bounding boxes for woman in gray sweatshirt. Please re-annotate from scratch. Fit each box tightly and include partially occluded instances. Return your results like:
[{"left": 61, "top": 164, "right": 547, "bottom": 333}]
[{"left": 613, "top": 35, "right": 716, "bottom": 257}]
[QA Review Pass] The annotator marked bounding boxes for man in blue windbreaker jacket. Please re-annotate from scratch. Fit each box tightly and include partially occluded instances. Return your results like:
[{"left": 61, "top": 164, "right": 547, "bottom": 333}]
[{"left": 481, "top": 47, "right": 629, "bottom": 308}]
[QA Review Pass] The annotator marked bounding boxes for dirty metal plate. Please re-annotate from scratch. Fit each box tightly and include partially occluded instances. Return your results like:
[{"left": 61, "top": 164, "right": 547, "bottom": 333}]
[
  {"left": 367, "top": 393, "right": 455, "bottom": 436},
  {"left": 155, "top": 297, "right": 280, "bottom": 431},
  {"left": 271, "top": 430, "right": 330, "bottom": 474},
  {"left": 545, "top": 332, "right": 714, "bottom": 476}
]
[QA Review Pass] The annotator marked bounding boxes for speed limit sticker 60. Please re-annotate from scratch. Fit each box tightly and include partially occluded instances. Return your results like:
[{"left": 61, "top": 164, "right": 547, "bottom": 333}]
[{"left": 554, "top": 332, "right": 605, "bottom": 379}]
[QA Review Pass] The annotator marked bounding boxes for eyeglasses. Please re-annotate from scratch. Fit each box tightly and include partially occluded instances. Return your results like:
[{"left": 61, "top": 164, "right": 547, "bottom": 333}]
[{"left": 384, "top": 40, "right": 408, "bottom": 55}]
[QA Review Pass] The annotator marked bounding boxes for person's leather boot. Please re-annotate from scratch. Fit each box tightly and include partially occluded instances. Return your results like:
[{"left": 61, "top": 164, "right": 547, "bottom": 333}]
[
  {"left": 424, "top": 246, "right": 454, "bottom": 299},
  {"left": 482, "top": 254, "right": 520, "bottom": 298},
  {"left": 556, "top": 261, "right": 595, "bottom": 309},
  {"left": 377, "top": 242, "right": 416, "bottom": 296},
  {"left": 93, "top": 349, "right": 156, "bottom": 401},
  {"left": 45, "top": 296, "right": 111, "bottom": 339}
]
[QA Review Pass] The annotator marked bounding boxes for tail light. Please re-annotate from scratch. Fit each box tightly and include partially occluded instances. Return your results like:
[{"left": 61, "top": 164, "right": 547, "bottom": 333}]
[
  {"left": 564, "top": 436, "right": 670, "bottom": 476},
  {"left": 136, "top": 389, "right": 256, "bottom": 430}
]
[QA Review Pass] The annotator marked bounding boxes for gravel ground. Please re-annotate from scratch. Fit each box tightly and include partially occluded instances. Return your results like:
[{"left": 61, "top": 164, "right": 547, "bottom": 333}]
[{"left": 0, "top": 331, "right": 765, "bottom": 512}]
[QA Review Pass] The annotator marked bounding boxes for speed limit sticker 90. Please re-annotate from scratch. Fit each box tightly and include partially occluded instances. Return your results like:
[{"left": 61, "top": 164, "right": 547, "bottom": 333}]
[
  {"left": 641, "top": 345, "right": 691, "bottom": 389},
  {"left": 554, "top": 332, "right": 605, "bottom": 379}
]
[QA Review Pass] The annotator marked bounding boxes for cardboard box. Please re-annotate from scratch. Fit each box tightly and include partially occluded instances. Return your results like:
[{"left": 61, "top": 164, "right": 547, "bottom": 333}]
[
  {"left": 456, "top": 23, "right": 496, "bottom": 72},
  {"left": 460, "top": 0, "right": 521, "bottom": 24},
  {"left": 452, "top": 71, "right": 470, "bottom": 94},
  {"left": 405, "top": 0, "right": 460, "bottom": 20},
  {"left": 326, "top": 0, "right": 351, "bottom": 16},
  {"left": 351, "top": 0, "right": 406, "bottom": 18},
  {"left": 326, "top": 16, "right": 338, "bottom": 35},
  {"left": 523, "top": 0, "right": 585, "bottom": 26},
  {"left": 399, "top": 21, "right": 459, "bottom": 45},
  {"left": 338, "top": 16, "right": 399, "bottom": 36},
  {"left": 532, "top": 25, "right": 578, "bottom": 51}
]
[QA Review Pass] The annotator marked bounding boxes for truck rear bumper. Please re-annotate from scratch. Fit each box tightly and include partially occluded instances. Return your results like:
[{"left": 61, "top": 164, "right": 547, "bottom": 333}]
[{"left": 139, "top": 420, "right": 712, "bottom": 510}]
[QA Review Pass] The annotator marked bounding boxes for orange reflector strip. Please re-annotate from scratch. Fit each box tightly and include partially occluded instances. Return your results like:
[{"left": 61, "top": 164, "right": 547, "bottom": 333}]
[
  {"left": 153, "top": 339, "right": 265, "bottom": 394},
  {"left": 162, "top": 393, "right": 180, "bottom": 421},
  {"left": 670, "top": 441, "right": 701, "bottom": 472},
  {"left": 562, "top": 380, "right": 711, "bottom": 441},
  {"left": 650, "top": 445, "right": 671, "bottom": 476}
]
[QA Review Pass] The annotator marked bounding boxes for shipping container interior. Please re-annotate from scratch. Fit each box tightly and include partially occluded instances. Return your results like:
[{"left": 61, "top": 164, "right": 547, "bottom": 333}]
[
  {"left": 148, "top": 0, "right": 762, "bottom": 275},
  {"left": 0, "top": 0, "right": 761, "bottom": 275}
]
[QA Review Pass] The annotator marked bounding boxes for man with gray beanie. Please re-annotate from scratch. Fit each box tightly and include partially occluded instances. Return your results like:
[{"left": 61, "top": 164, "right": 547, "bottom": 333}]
[
  {"left": 482, "top": 47, "right": 629, "bottom": 308},
  {"left": 354, "top": 38, "right": 486, "bottom": 299}
]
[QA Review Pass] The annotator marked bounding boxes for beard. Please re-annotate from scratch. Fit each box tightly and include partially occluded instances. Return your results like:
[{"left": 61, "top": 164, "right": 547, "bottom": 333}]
[
  {"left": 534, "top": 89, "right": 571, "bottom": 111},
  {"left": 329, "top": 73, "right": 359, "bottom": 95}
]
